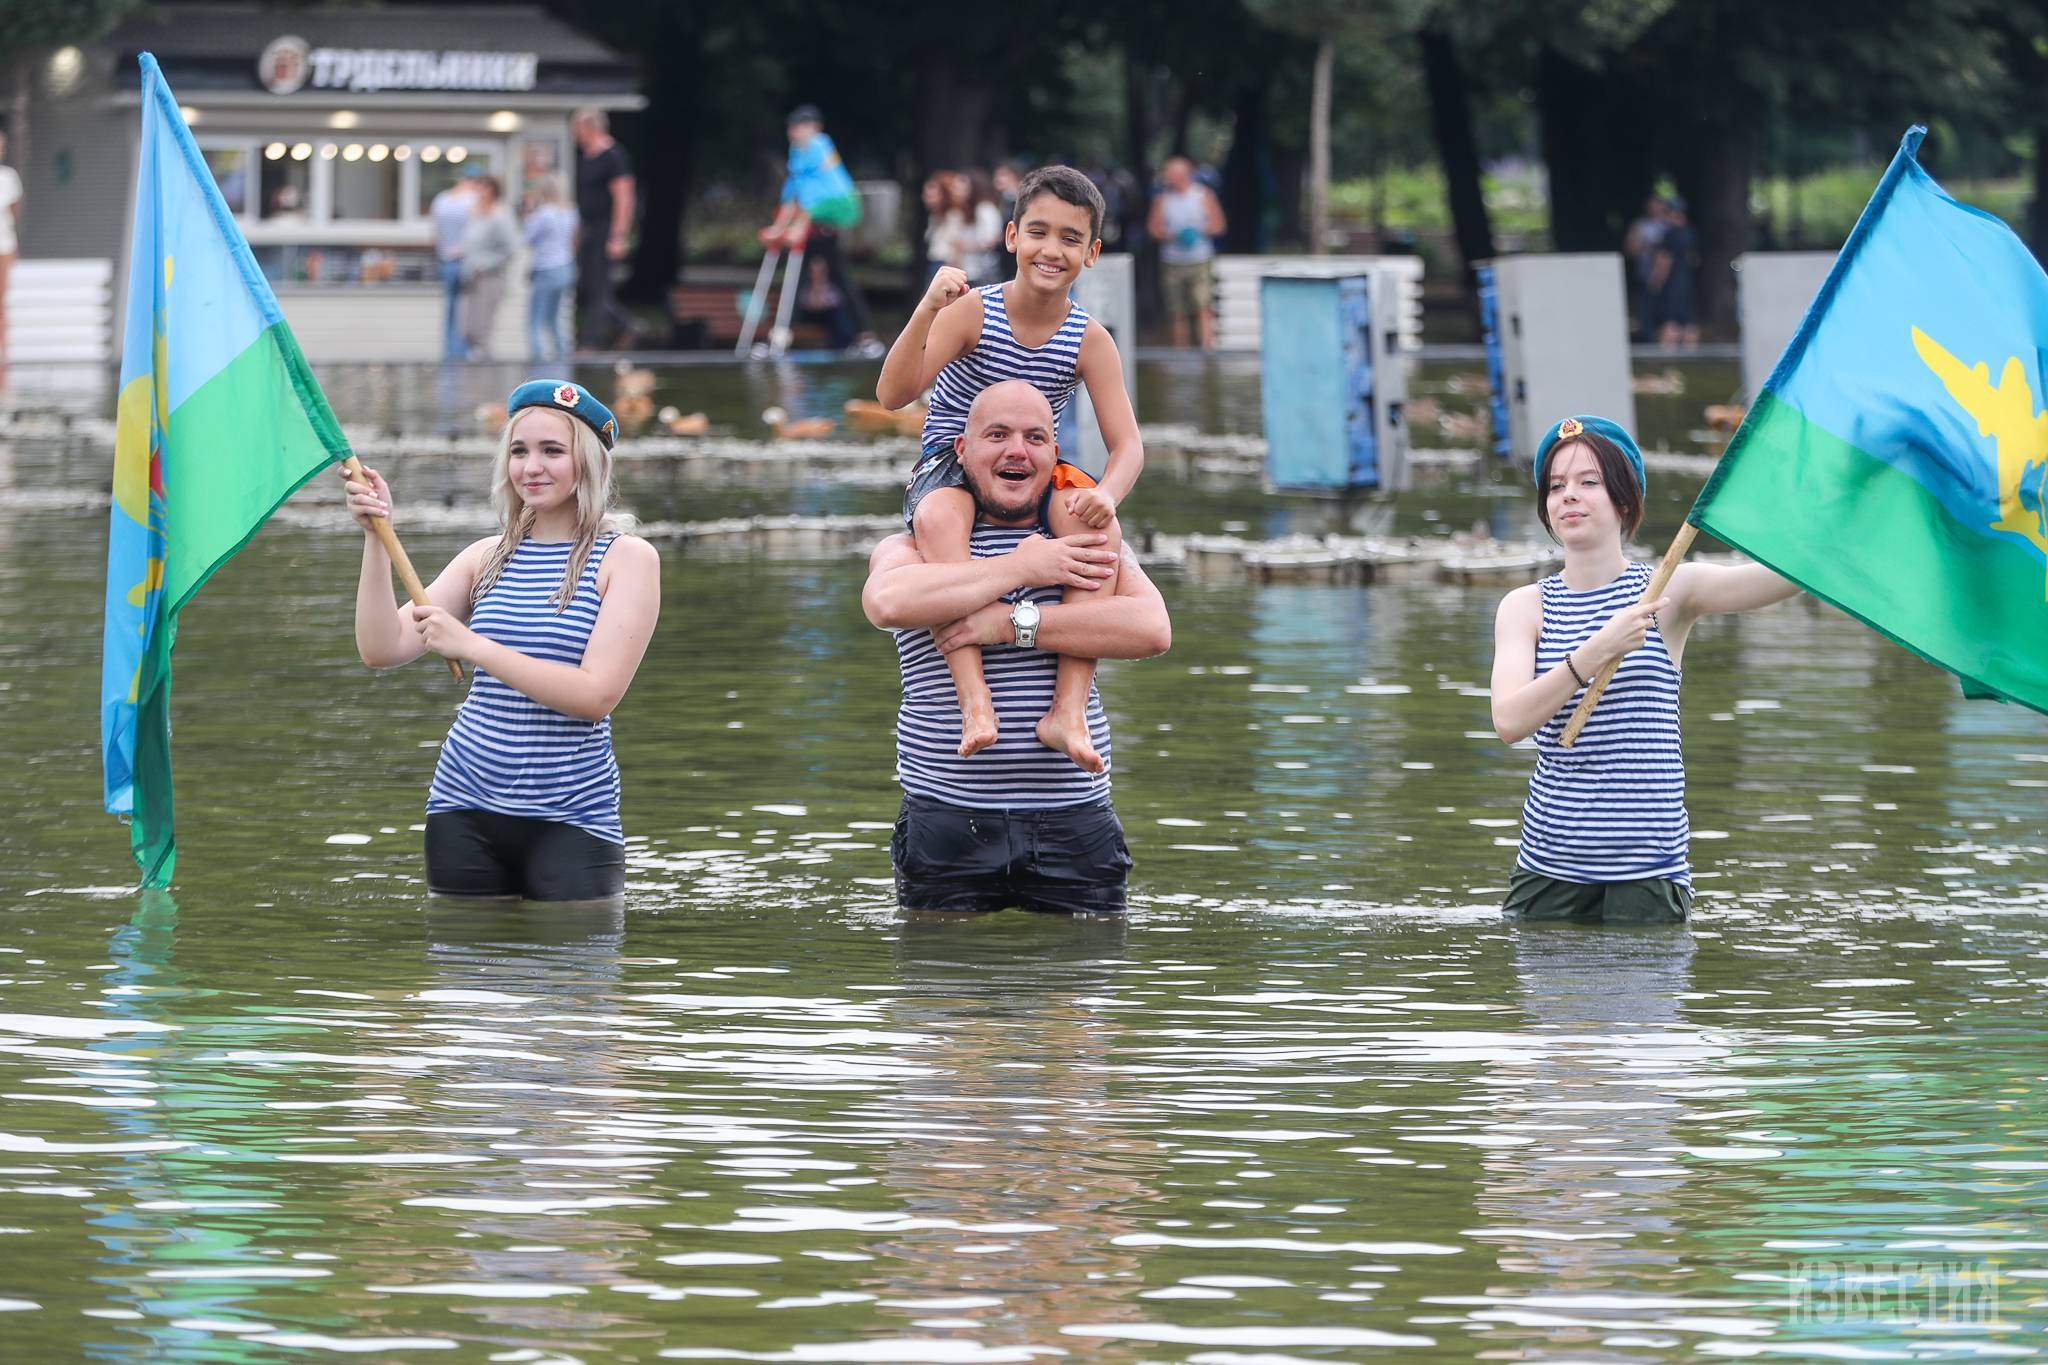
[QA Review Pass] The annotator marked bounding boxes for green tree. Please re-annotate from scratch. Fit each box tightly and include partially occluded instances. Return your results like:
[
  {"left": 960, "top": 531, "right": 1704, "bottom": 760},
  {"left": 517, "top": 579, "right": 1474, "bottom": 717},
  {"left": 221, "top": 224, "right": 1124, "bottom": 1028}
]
[
  {"left": 1, "top": 0, "right": 140, "bottom": 178},
  {"left": 1242, "top": 0, "right": 1429, "bottom": 254}
]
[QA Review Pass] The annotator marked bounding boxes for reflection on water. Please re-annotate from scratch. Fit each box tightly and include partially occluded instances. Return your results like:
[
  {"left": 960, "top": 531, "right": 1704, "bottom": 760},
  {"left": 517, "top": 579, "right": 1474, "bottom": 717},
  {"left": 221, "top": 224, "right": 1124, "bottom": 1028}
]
[
  {"left": 0, "top": 860, "right": 2044, "bottom": 1357},
  {"left": 0, "top": 361, "right": 2044, "bottom": 1358}
]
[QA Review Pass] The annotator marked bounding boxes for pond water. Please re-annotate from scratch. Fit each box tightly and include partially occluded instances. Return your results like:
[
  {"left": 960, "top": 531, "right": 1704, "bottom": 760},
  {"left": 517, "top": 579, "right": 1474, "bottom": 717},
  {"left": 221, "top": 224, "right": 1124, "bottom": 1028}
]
[{"left": 0, "top": 357, "right": 2043, "bottom": 1361}]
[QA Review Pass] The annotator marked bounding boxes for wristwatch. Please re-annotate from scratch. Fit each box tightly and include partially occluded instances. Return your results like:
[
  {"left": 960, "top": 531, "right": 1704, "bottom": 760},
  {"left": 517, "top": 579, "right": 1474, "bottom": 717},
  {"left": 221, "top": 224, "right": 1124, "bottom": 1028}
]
[{"left": 1009, "top": 598, "right": 1042, "bottom": 649}]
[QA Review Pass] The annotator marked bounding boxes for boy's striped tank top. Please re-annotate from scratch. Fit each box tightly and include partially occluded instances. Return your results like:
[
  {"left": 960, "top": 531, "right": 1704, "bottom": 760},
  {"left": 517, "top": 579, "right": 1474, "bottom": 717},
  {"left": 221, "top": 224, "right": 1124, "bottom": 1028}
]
[
  {"left": 893, "top": 520, "right": 1111, "bottom": 809},
  {"left": 919, "top": 283, "right": 1090, "bottom": 453},
  {"left": 428, "top": 534, "right": 623, "bottom": 843},
  {"left": 1517, "top": 559, "right": 1690, "bottom": 888}
]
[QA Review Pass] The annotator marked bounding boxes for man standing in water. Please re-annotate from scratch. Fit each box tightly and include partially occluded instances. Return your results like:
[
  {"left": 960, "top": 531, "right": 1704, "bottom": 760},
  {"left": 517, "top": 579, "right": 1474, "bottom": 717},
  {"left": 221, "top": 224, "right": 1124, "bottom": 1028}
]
[{"left": 861, "top": 381, "right": 1171, "bottom": 914}]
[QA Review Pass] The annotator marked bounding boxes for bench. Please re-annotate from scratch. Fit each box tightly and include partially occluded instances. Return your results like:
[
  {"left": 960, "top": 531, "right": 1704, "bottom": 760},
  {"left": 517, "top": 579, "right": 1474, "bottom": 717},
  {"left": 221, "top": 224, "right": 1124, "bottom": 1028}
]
[{"left": 668, "top": 279, "right": 827, "bottom": 352}]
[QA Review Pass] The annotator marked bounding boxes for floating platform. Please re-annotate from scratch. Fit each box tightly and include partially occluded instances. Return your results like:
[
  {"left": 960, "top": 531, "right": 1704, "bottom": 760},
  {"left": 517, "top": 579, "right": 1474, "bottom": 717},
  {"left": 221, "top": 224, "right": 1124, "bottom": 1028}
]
[
  {"left": 1, "top": 404, "right": 1721, "bottom": 492},
  {"left": 1176, "top": 532, "right": 1560, "bottom": 586}
]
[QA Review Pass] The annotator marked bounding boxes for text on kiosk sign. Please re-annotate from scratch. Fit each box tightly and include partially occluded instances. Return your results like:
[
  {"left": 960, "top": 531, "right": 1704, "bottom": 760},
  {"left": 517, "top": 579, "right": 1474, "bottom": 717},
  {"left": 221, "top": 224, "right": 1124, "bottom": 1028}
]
[{"left": 259, "top": 36, "right": 538, "bottom": 94}]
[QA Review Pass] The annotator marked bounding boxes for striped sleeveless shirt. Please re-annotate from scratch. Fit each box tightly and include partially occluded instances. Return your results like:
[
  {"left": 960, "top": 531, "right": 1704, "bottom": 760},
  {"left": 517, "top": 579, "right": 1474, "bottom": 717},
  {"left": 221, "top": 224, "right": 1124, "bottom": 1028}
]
[
  {"left": 895, "top": 520, "right": 1112, "bottom": 809},
  {"left": 427, "top": 534, "right": 623, "bottom": 843},
  {"left": 920, "top": 283, "right": 1090, "bottom": 453},
  {"left": 1516, "top": 560, "right": 1690, "bottom": 888}
]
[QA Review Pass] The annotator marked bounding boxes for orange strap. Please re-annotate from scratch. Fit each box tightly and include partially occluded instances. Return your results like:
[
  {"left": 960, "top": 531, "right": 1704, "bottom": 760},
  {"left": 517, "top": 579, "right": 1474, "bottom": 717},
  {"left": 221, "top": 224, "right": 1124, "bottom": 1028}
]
[{"left": 1052, "top": 461, "right": 1098, "bottom": 491}]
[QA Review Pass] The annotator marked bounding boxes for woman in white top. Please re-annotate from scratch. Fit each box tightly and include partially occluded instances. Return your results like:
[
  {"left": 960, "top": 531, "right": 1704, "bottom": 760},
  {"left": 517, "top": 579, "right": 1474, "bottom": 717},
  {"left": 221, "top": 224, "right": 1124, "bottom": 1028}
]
[
  {"left": 0, "top": 131, "right": 22, "bottom": 362},
  {"left": 922, "top": 173, "right": 968, "bottom": 284},
  {"left": 961, "top": 170, "right": 1006, "bottom": 286}
]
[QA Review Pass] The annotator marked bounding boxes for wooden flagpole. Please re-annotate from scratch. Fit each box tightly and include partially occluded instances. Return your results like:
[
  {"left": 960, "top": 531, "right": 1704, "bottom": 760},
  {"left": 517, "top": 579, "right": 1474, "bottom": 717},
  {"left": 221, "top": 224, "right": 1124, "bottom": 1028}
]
[
  {"left": 342, "top": 456, "right": 463, "bottom": 682},
  {"left": 1558, "top": 521, "right": 1697, "bottom": 747}
]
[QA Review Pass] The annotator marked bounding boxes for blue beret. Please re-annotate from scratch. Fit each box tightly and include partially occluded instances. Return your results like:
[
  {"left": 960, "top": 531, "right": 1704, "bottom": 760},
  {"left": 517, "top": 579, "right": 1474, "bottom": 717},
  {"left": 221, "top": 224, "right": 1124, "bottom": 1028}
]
[
  {"left": 507, "top": 379, "right": 617, "bottom": 450},
  {"left": 1533, "top": 414, "right": 1644, "bottom": 495}
]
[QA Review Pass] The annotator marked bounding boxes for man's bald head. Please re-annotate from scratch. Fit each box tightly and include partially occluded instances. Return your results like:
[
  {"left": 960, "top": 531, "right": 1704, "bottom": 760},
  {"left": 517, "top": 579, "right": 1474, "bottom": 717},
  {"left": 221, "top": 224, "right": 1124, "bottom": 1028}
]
[
  {"left": 955, "top": 381, "right": 1059, "bottom": 526},
  {"left": 966, "top": 379, "right": 1055, "bottom": 433}
]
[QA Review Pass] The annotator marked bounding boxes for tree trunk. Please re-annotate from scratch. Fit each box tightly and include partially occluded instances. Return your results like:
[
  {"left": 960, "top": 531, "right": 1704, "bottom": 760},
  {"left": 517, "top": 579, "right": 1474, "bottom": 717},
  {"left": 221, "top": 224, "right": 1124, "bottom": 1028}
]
[
  {"left": 2014, "top": 20, "right": 2048, "bottom": 263},
  {"left": 1687, "top": 127, "right": 1753, "bottom": 333},
  {"left": 1125, "top": 48, "right": 1159, "bottom": 325},
  {"left": 1418, "top": 27, "right": 1493, "bottom": 292},
  {"left": 1272, "top": 144, "right": 1306, "bottom": 248},
  {"left": 1534, "top": 48, "right": 1652, "bottom": 256},
  {"left": 2032, "top": 124, "right": 2048, "bottom": 265},
  {"left": 616, "top": 7, "right": 703, "bottom": 302},
  {"left": 913, "top": 51, "right": 994, "bottom": 174},
  {"left": 1673, "top": 121, "right": 1754, "bottom": 334},
  {"left": 1308, "top": 35, "right": 1333, "bottom": 255},
  {"left": 1168, "top": 76, "right": 1195, "bottom": 158},
  {"left": 1220, "top": 76, "right": 1269, "bottom": 253},
  {"left": 901, "top": 48, "right": 995, "bottom": 294}
]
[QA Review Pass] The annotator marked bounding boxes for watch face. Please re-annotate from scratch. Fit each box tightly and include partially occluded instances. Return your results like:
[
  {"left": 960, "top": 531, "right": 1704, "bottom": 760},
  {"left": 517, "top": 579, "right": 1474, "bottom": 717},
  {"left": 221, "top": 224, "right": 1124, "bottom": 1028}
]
[{"left": 1011, "top": 598, "right": 1040, "bottom": 645}]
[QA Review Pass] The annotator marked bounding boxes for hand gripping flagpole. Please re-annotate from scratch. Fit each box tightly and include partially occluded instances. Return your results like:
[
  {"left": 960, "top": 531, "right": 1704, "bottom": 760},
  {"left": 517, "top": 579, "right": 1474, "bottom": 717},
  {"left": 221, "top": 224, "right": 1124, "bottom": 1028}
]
[
  {"left": 341, "top": 456, "right": 463, "bottom": 682},
  {"left": 1558, "top": 521, "right": 1696, "bottom": 747}
]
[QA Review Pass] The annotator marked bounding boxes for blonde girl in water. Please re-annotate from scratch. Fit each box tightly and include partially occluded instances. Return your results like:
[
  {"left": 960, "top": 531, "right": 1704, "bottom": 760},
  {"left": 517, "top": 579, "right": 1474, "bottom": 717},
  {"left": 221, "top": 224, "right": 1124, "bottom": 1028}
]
[{"left": 342, "top": 380, "right": 660, "bottom": 901}]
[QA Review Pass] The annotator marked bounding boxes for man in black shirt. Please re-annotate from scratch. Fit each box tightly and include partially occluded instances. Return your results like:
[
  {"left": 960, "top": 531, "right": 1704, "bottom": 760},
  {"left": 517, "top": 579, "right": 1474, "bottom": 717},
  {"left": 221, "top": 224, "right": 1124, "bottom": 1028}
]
[{"left": 572, "top": 107, "right": 637, "bottom": 351}]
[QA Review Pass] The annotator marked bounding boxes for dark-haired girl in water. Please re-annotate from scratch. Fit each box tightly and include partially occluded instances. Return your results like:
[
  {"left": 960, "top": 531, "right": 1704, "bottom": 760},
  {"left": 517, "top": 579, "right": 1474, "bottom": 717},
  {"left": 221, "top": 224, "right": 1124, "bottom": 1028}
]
[{"left": 1491, "top": 415, "right": 1800, "bottom": 924}]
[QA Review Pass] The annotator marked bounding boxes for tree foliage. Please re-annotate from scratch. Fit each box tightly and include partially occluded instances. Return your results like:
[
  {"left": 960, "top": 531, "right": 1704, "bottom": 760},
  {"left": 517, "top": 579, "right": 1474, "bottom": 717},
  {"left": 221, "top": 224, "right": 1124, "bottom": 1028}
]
[
  {"left": 531, "top": 0, "right": 2048, "bottom": 324},
  {"left": 0, "top": 0, "right": 141, "bottom": 62}
]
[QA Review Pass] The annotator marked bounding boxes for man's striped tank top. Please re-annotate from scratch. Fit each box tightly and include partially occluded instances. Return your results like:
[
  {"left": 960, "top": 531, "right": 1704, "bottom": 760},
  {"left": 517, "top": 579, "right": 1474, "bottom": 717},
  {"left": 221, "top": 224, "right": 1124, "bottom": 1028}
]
[
  {"left": 894, "top": 521, "right": 1111, "bottom": 809},
  {"left": 1516, "top": 560, "right": 1690, "bottom": 888},
  {"left": 920, "top": 283, "right": 1090, "bottom": 453},
  {"left": 428, "top": 534, "right": 623, "bottom": 843}
]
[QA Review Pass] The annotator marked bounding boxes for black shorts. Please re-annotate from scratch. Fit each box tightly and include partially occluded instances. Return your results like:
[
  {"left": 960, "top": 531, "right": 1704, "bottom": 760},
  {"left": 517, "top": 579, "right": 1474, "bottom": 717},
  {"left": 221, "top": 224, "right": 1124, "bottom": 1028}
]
[
  {"left": 903, "top": 446, "right": 972, "bottom": 528},
  {"left": 891, "top": 794, "right": 1132, "bottom": 915},
  {"left": 1502, "top": 868, "right": 1690, "bottom": 924},
  {"left": 425, "top": 809, "right": 626, "bottom": 902}
]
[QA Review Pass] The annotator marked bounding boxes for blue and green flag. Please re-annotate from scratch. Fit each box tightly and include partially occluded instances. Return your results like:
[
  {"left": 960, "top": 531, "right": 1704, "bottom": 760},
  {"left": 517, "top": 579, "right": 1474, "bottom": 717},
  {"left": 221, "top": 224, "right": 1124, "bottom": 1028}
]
[
  {"left": 101, "top": 54, "right": 351, "bottom": 887},
  {"left": 1694, "top": 127, "right": 2048, "bottom": 715}
]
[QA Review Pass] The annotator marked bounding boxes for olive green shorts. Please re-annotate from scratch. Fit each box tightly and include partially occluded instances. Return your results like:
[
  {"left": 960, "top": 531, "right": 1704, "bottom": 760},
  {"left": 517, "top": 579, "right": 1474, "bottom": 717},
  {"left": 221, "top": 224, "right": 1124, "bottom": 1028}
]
[
  {"left": 1503, "top": 868, "right": 1691, "bottom": 924},
  {"left": 1162, "top": 258, "right": 1215, "bottom": 318}
]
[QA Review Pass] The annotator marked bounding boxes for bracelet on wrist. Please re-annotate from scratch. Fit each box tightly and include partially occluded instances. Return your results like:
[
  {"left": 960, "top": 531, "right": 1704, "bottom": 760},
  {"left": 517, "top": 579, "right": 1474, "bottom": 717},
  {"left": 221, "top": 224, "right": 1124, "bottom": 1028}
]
[{"left": 1564, "top": 652, "right": 1589, "bottom": 688}]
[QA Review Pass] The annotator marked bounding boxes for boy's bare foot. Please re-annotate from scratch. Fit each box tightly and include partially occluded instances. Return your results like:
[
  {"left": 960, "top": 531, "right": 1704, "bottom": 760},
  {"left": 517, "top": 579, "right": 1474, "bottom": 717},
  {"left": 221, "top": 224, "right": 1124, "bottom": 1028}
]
[
  {"left": 1037, "top": 709, "right": 1104, "bottom": 774},
  {"left": 958, "top": 702, "right": 999, "bottom": 757}
]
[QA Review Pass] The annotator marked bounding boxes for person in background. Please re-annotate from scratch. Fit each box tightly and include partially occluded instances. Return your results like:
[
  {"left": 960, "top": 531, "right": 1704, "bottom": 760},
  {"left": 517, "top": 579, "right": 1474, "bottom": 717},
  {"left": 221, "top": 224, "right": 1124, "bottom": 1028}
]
[
  {"left": 992, "top": 163, "right": 1021, "bottom": 222},
  {"left": 1649, "top": 195, "right": 1698, "bottom": 350},
  {"left": 429, "top": 170, "right": 475, "bottom": 360},
  {"left": 962, "top": 170, "right": 1007, "bottom": 286},
  {"left": 458, "top": 175, "right": 518, "bottom": 361},
  {"left": 1624, "top": 195, "right": 1667, "bottom": 343},
  {"left": 571, "top": 107, "right": 638, "bottom": 352},
  {"left": 1083, "top": 161, "right": 1128, "bottom": 250},
  {"left": 761, "top": 104, "right": 883, "bottom": 357},
  {"left": 1147, "top": 155, "right": 1225, "bottom": 350},
  {"left": 269, "top": 183, "right": 309, "bottom": 223},
  {"left": 922, "top": 172, "right": 964, "bottom": 285},
  {"left": 0, "top": 131, "right": 20, "bottom": 365},
  {"left": 524, "top": 175, "right": 578, "bottom": 363}
]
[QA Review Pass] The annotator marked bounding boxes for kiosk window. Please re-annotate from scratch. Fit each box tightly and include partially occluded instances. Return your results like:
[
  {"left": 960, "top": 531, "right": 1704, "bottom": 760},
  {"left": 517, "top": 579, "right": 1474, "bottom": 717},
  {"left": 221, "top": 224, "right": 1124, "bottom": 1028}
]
[
  {"left": 201, "top": 145, "right": 251, "bottom": 217},
  {"left": 332, "top": 145, "right": 401, "bottom": 222},
  {"left": 415, "top": 147, "right": 495, "bottom": 216},
  {"left": 260, "top": 144, "right": 314, "bottom": 221}
]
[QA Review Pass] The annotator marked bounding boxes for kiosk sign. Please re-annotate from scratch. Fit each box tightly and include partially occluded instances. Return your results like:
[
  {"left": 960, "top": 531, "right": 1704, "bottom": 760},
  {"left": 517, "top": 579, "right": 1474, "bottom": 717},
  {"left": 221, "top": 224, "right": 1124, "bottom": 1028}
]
[{"left": 258, "top": 37, "right": 539, "bottom": 95}]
